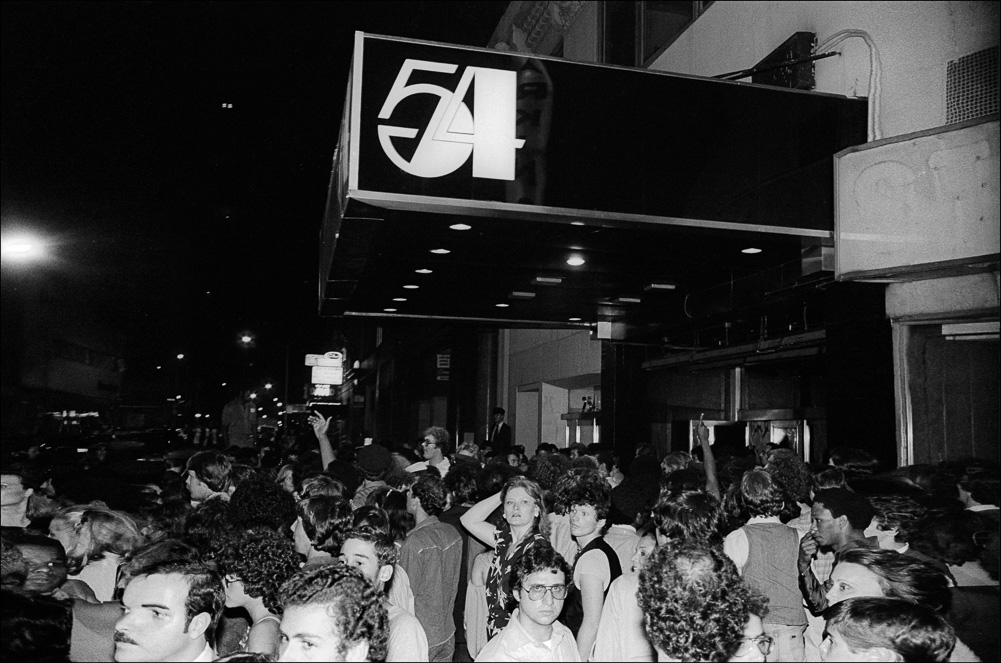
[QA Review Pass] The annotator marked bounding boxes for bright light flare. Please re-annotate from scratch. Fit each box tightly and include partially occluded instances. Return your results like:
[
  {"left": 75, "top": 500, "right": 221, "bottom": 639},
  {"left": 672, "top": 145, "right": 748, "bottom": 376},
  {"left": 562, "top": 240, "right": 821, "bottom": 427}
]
[{"left": 1, "top": 235, "right": 46, "bottom": 263}]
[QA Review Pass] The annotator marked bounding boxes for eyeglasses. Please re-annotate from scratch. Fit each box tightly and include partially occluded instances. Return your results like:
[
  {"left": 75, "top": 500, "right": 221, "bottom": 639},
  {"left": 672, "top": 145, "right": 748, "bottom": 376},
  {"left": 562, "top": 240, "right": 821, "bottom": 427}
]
[
  {"left": 733, "top": 635, "right": 773, "bottom": 657},
  {"left": 421, "top": 440, "right": 437, "bottom": 447},
  {"left": 521, "top": 584, "right": 569, "bottom": 600}
]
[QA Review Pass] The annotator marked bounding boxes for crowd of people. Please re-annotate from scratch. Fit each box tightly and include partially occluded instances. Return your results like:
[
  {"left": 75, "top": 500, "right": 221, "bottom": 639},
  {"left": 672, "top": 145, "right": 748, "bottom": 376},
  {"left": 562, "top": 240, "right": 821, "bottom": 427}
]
[{"left": 2, "top": 414, "right": 998, "bottom": 662}]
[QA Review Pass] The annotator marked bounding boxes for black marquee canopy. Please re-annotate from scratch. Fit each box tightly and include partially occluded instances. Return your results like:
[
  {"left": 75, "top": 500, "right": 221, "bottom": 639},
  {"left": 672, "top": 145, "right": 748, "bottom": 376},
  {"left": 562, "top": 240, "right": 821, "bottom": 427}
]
[{"left": 319, "top": 33, "right": 867, "bottom": 346}]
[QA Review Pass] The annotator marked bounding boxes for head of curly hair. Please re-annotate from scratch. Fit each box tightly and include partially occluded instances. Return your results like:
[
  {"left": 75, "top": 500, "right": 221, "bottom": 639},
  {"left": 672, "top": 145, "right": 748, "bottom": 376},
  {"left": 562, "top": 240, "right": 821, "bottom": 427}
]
[
  {"left": 278, "top": 562, "right": 388, "bottom": 662},
  {"left": 764, "top": 455, "right": 813, "bottom": 504},
  {"left": 652, "top": 489, "right": 724, "bottom": 546},
  {"left": 551, "top": 467, "right": 606, "bottom": 516},
  {"left": 410, "top": 475, "right": 447, "bottom": 517},
  {"left": 228, "top": 476, "right": 296, "bottom": 533},
  {"left": 214, "top": 528, "right": 302, "bottom": 615},
  {"left": 638, "top": 543, "right": 768, "bottom": 662},
  {"left": 559, "top": 474, "right": 611, "bottom": 521}
]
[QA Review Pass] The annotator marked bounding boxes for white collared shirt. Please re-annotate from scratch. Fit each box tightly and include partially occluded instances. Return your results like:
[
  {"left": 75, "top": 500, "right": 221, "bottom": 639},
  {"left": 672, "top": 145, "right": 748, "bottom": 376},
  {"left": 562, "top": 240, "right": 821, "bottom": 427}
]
[{"left": 474, "top": 609, "right": 580, "bottom": 662}]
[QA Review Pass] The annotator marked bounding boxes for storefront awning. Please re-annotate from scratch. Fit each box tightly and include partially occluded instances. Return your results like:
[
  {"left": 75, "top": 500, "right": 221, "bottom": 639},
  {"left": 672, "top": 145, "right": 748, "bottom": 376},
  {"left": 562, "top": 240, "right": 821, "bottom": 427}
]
[{"left": 320, "top": 33, "right": 867, "bottom": 344}]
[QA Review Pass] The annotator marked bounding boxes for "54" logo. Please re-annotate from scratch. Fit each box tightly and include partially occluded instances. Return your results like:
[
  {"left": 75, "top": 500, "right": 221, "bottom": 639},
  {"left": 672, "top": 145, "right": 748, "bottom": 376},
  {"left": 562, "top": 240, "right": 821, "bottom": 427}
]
[{"left": 377, "top": 59, "right": 525, "bottom": 180}]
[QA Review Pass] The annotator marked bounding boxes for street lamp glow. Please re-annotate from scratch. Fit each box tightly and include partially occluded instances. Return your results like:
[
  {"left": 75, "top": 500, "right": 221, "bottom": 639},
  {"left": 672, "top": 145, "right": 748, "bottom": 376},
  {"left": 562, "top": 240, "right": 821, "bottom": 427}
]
[
  {"left": 241, "top": 335, "right": 253, "bottom": 344},
  {"left": 264, "top": 382, "right": 273, "bottom": 390},
  {"left": 1, "top": 235, "right": 46, "bottom": 262},
  {"left": 176, "top": 354, "right": 185, "bottom": 360}
]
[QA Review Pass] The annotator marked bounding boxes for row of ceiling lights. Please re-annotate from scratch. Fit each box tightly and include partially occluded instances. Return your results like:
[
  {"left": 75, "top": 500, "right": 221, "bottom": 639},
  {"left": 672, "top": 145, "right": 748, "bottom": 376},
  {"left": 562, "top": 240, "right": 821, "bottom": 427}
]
[{"left": 381, "top": 222, "right": 763, "bottom": 316}]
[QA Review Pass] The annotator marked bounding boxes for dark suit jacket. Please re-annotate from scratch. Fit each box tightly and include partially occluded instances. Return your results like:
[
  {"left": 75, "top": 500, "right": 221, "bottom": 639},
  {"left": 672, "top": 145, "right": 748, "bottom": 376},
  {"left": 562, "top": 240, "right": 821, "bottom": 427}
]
[{"left": 489, "top": 422, "right": 512, "bottom": 453}]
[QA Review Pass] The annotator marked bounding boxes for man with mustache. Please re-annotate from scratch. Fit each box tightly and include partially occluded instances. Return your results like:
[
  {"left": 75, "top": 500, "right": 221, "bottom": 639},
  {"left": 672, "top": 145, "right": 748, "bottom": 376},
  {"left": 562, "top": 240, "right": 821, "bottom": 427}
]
[{"left": 114, "top": 559, "right": 225, "bottom": 662}]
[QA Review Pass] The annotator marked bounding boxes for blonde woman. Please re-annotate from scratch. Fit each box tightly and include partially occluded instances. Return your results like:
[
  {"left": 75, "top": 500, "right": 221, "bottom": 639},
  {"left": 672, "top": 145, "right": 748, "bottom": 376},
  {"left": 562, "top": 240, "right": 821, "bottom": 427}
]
[
  {"left": 461, "top": 476, "right": 551, "bottom": 637},
  {"left": 49, "top": 503, "right": 141, "bottom": 601}
]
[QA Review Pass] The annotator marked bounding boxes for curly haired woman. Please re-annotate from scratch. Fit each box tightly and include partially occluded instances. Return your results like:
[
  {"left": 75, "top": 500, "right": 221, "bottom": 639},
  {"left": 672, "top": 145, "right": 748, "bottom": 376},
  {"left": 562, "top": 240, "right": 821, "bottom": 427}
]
[{"left": 214, "top": 527, "right": 303, "bottom": 656}]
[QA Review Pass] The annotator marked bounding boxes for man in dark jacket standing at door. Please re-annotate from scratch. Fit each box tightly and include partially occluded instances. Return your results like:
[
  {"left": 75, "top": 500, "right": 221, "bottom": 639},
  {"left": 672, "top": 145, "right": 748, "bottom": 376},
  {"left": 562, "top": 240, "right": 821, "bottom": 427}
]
[{"left": 488, "top": 407, "right": 512, "bottom": 455}]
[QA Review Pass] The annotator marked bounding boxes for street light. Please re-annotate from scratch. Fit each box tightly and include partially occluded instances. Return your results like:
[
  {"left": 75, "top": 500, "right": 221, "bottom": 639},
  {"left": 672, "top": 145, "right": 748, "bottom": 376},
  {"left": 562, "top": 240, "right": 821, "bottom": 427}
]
[{"left": 1, "top": 234, "right": 47, "bottom": 264}]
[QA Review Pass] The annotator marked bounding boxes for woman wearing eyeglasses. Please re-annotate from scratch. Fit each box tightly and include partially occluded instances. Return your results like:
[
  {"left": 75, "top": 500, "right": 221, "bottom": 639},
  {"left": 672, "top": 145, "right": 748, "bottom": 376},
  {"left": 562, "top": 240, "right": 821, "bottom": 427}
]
[{"left": 462, "top": 476, "right": 551, "bottom": 639}]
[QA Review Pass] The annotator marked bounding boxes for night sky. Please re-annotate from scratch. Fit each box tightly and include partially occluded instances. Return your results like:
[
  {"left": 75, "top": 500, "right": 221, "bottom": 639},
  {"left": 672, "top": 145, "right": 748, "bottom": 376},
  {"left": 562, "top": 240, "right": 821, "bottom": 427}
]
[{"left": 2, "top": 1, "right": 509, "bottom": 402}]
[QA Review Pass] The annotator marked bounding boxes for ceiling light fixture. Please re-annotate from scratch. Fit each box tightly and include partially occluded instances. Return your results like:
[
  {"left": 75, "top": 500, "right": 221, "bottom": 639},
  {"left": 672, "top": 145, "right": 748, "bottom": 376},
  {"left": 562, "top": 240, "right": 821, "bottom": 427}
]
[
  {"left": 383, "top": 308, "right": 397, "bottom": 312},
  {"left": 742, "top": 247, "right": 762, "bottom": 254},
  {"left": 569, "top": 317, "right": 582, "bottom": 321},
  {"left": 430, "top": 248, "right": 450, "bottom": 254},
  {"left": 403, "top": 284, "right": 419, "bottom": 289},
  {"left": 570, "top": 221, "right": 585, "bottom": 226},
  {"left": 566, "top": 255, "right": 585, "bottom": 266},
  {"left": 533, "top": 276, "right": 563, "bottom": 285},
  {"left": 415, "top": 268, "right": 433, "bottom": 274},
  {"left": 617, "top": 296, "right": 642, "bottom": 304},
  {"left": 392, "top": 297, "right": 407, "bottom": 302},
  {"left": 449, "top": 223, "right": 472, "bottom": 230},
  {"left": 496, "top": 303, "right": 509, "bottom": 308},
  {"left": 644, "top": 282, "right": 677, "bottom": 291},
  {"left": 510, "top": 291, "right": 535, "bottom": 299}
]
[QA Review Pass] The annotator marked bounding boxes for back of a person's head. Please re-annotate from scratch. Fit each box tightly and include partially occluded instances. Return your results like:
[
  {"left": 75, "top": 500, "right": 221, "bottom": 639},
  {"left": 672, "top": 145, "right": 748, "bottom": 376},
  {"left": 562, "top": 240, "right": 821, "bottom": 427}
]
[
  {"left": 213, "top": 528, "right": 302, "bottom": 615},
  {"left": 765, "top": 455, "right": 813, "bottom": 504},
  {"left": 297, "top": 495, "right": 354, "bottom": 554},
  {"left": 0, "top": 589, "right": 72, "bottom": 661},
  {"left": 185, "top": 451, "right": 233, "bottom": 494},
  {"left": 660, "top": 465, "right": 705, "bottom": 497},
  {"left": 183, "top": 498, "right": 235, "bottom": 555},
  {"left": 638, "top": 543, "right": 766, "bottom": 662},
  {"left": 813, "top": 488, "right": 875, "bottom": 530},
  {"left": 739, "top": 468, "right": 786, "bottom": 518},
  {"left": 864, "top": 493, "right": 928, "bottom": 543},
  {"left": 323, "top": 460, "right": 361, "bottom": 500},
  {"left": 228, "top": 475, "right": 297, "bottom": 533},
  {"left": 443, "top": 462, "right": 478, "bottom": 506},
  {"left": 824, "top": 596, "right": 955, "bottom": 662},
  {"left": 477, "top": 462, "right": 519, "bottom": 499},
  {"left": 652, "top": 489, "right": 723, "bottom": 546},
  {"left": 527, "top": 452, "right": 570, "bottom": 492},
  {"left": 410, "top": 475, "right": 447, "bottom": 517}
]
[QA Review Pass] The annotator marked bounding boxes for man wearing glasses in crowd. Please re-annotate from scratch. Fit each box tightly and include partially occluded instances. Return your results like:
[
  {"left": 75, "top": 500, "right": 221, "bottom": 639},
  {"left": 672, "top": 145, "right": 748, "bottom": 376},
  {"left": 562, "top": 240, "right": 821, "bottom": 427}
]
[
  {"left": 475, "top": 542, "right": 580, "bottom": 662},
  {"left": 406, "top": 426, "right": 452, "bottom": 479}
]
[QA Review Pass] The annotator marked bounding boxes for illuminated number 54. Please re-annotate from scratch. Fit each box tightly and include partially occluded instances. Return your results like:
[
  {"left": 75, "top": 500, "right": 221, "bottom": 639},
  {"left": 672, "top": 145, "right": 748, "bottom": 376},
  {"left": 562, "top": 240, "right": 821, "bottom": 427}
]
[{"left": 378, "top": 59, "right": 525, "bottom": 180}]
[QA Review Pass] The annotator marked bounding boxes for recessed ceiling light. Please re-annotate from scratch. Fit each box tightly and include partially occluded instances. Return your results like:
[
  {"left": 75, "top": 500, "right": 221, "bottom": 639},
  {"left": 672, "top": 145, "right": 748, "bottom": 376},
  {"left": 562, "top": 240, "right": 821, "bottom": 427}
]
[
  {"left": 510, "top": 291, "right": 535, "bottom": 299},
  {"left": 566, "top": 255, "right": 585, "bottom": 266},
  {"left": 383, "top": 308, "right": 397, "bottom": 312},
  {"left": 430, "top": 248, "right": 450, "bottom": 254},
  {"left": 415, "top": 268, "right": 433, "bottom": 274},
  {"left": 645, "top": 282, "right": 677, "bottom": 291},
  {"left": 742, "top": 247, "right": 762, "bottom": 254},
  {"left": 569, "top": 317, "right": 582, "bottom": 321},
  {"left": 449, "top": 223, "right": 472, "bottom": 230},
  {"left": 392, "top": 297, "right": 407, "bottom": 302},
  {"left": 403, "top": 285, "right": 419, "bottom": 289},
  {"left": 570, "top": 221, "right": 585, "bottom": 226},
  {"left": 617, "top": 297, "right": 642, "bottom": 304},
  {"left": 533, "top": 276, "right": 563, "bottom": 285},
  {"left": 495, "top": 303, "right": 509, "bottom": 308}
]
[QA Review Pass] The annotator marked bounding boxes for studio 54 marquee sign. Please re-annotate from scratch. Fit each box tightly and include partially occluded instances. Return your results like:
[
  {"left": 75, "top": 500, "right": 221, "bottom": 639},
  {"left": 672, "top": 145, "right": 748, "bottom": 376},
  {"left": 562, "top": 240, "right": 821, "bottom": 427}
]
[
  {"left": 335, "top": 32, "right": 867, "bottom": 230},
  {"left": 377, "top": 60, "right": 524, "bottom": 181}
]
